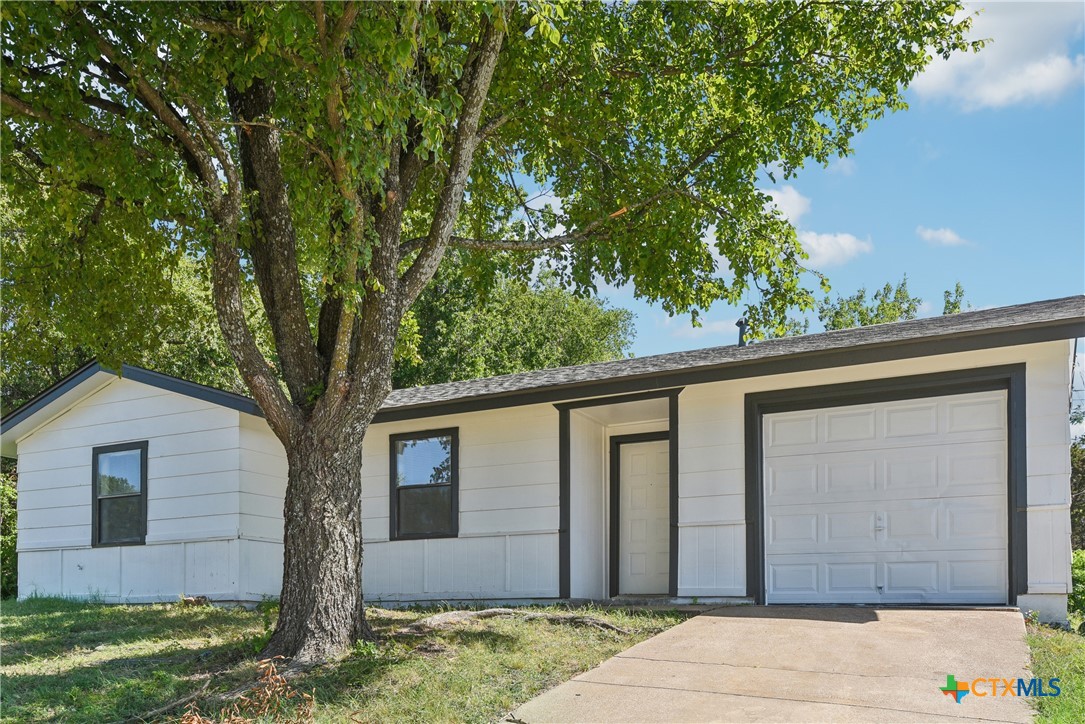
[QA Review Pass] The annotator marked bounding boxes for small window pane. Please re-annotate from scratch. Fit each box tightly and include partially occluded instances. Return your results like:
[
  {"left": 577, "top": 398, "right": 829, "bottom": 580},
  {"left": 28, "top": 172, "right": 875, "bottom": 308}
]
[
  {"left": 398, "top": 486, "right": 452, "bottom": 537},
  {"left": 395, "top": 435, "right": 452, "bottom": 487},
  {"left": 98, "top": 449, "right": 142, "bottom": 495},
  {"left": 99, "top": 496, "right": 142, "bottom": 543}
]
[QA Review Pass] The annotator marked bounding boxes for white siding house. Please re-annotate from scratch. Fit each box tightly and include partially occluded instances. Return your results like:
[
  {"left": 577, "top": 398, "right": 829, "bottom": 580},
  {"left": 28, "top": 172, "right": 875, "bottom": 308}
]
[{"left": 3, "top": 296, "right": 1082, "bottom": 622}]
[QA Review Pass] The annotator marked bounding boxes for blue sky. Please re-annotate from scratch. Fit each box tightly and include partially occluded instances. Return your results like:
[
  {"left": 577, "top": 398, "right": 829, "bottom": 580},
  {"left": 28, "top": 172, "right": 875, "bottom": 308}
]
[{"left": 596, "top": 2, "right": 1085, "bottom": 357}]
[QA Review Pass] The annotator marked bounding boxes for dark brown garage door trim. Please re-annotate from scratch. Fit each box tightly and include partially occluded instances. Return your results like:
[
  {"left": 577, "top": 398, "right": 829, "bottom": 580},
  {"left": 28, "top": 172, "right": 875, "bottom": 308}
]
[{"left": 744, "top": 364, "right": 1027, "bottom": 606}]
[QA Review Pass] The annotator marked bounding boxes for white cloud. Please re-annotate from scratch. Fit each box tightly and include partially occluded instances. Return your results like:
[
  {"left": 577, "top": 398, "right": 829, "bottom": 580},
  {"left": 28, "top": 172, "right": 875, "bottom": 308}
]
[
  {"left": 798, "top": 231, "right": 873, "bottom": 267},
  {"left": 827, "top": 157, "right": 857, "bottom": 176},
  {"left": 916, "top": 225, "right": 970, "bottom": 246},
  {"left": 763, "top": 185, "right": 811, "bottom": 225},
  {"left": 760, "top": 184, "right": 873, "bottom": 269},
  {"left": 911, "top": 3, "right": 1085, "bottom": 110}
]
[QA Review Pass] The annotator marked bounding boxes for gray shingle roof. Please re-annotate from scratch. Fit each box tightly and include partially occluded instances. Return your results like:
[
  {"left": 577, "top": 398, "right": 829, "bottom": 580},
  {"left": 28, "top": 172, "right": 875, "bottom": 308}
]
[{"left": 381, "top": 295, "right": 1084, "bottom": 412}]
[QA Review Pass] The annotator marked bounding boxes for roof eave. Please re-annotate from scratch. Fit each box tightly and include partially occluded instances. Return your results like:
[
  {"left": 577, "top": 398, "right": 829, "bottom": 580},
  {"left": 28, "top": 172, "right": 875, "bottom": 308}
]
[{"left": 372, "top": 314, "right": 1084, "bottom": 423}]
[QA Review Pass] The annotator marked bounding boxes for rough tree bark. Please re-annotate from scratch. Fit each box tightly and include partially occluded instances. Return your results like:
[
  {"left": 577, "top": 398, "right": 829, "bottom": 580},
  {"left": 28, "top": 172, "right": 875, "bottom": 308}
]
[
  {"left": 253, "top": 15, "right": 506, "bottom": 664},
  {"left": 263, "top": 426, "right": 372, "bottom": 661}
]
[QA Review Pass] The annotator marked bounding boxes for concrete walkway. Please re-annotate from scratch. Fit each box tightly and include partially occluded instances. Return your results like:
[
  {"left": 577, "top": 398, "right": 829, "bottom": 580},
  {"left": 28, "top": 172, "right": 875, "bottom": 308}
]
[{"left": 509, "top": 607, "right": 1033, "bottom": 723}]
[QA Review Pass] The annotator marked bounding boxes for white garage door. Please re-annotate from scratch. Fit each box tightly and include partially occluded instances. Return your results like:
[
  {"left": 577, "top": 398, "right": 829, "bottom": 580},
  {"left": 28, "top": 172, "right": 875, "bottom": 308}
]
[{"left": 764, "top": 390, "right": 1008, "bottom": 604}]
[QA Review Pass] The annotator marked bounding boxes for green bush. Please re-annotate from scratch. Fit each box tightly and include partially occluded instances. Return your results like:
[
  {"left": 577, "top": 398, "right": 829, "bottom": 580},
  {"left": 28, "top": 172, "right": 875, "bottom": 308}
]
[
  {"left": 1070, "top": 550, "right": 1085, "bottom": 622},
  {"left": 1, "top": 469, "right": 16, "bottom": 598}
]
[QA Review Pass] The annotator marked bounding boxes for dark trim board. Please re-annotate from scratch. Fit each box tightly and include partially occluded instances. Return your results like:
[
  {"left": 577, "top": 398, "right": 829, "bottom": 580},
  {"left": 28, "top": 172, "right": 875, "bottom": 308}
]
[
  {"left": 1, "top": 361, "right": 263, "bottom": 438},
  {"left": 373, "top": 318, "right": 1082, "bottom": 423},
  {"left": 557, "top": 387, "right": 681, "bottom": 599},
  {"left": 609, "top": 431, "right": 671, "bottom": 598},
  {"left": 91, "top": 440, "right": 149, "bottom": 547},
  {"left": 558, "top": 409, "right": 571, "bottom": 598},
  {"left": 668, "top": 394, "right": 680, "bottom": 597},
  {"left": 1, "top": 360, "right": 101, "bottom": 432},
  {"left": 120, "top": 366, "right": 263, "bottom": 417},
  {"left": 388, "top": 427, "right": 460, "bottom": 541},
  {"left": 743, "top": 364, "right": 1027, "bottom": 606}
]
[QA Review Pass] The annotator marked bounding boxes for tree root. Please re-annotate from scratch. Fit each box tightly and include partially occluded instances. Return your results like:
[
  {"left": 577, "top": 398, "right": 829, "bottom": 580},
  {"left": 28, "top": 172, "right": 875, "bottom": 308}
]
[
  {"left": 122, "top": 680, "right": 209, "bottom": 723},
  {"left": 398, "top": 608, "right": 629, "bottom": 635}
]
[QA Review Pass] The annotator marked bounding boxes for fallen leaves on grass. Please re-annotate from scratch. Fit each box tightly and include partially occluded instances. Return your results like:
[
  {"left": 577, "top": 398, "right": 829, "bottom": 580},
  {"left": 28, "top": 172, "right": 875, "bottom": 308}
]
[
  {"left": 399, "top": 608, "right": 630, "bottom": 635},
  {"left": 179, "top": 657, "right": 314, "bottom": 724}
]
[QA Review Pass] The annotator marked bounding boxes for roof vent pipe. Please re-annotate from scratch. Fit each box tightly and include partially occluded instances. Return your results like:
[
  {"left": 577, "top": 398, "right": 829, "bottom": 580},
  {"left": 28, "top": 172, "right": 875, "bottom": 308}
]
[{"left": 736, "top": 318, "right": 748, "bottom": 347}]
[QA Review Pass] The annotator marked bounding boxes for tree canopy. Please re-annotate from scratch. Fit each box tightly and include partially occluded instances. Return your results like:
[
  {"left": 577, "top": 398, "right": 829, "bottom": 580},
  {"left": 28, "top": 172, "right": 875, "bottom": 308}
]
[
  {"left": 815, "top": 276, "right": 971, "bottom": 331},
  {"left": 1, "top": 0, "right": 978, "bottom": 662},
  {"left": 395, "top": 259, "right": 633, "bottom": 388},
  {"left": 817, "top": 276, "right": 924, "bottom": 330}
]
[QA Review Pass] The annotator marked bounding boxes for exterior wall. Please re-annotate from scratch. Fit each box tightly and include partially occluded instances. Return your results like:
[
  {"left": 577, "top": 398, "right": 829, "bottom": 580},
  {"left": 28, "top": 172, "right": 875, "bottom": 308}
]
[
  {"left": 17, "top": 378, "right": 244, "bottom": 602},
  {"left": 13, "top": 339, "right": 1072, "bottom": 615},
  {"left": 360, "top": 403, "right": 560, "bottom": 601},
  {"left": 676, "top": 339, "right": 1073, "bottom": 620},
  {"left": 237, "top": 416, "right": 287, "bottom": 599},
  {"left": 569, "top": 411, "right": 605, "bottom": 599}
]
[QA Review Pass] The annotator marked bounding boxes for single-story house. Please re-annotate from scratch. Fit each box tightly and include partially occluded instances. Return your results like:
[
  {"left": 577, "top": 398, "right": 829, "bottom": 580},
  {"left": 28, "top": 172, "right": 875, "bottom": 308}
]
[{"left": 3, "top": 296, "right": 1082, "bottom": 622}]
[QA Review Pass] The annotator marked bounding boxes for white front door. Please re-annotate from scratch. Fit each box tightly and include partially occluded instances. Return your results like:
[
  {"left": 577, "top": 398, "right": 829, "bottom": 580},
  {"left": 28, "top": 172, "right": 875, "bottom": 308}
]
[
  {"left": 618, "top": 440, "right": 670, "bottom": 594},
  {"left": 763, "top": 390, "right": 1008, "bottom": 604}
]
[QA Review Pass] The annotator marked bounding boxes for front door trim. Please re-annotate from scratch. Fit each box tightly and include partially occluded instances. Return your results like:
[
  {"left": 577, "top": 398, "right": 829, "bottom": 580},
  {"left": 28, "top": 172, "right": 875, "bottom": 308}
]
[
  {"left": 610, "top": 431, "right": 671, "bottom": 598},
  {"left": 744, "top": 364, "right": 1027, "bottom": 606},
  {"left": 556, "top": 388, "right": 682, "bottom": 599}
]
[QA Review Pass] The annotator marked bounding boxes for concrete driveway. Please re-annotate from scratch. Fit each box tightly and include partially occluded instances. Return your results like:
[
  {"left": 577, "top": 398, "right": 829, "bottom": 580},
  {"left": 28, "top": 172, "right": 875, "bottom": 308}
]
[{"left": 509, "top": 607, "right": 1033, "bottom": 723}]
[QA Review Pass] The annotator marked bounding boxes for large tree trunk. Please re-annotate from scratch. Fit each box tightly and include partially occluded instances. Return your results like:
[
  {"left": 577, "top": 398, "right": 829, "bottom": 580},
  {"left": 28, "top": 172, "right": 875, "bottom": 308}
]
[{"left": 263, "top": 424, "right": 373, "bottom": 663}]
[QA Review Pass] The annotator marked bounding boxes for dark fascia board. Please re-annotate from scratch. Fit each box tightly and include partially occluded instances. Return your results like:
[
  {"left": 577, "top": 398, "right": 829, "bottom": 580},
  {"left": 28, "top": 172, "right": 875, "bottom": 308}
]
[
  {"left": 553, "top": 387, "right": 683, "bottom": 411},
  {"left": 0, "top": 359, "right": 102, "bottom": 432},
  {"left": 373, "top": 318, "right": 1083, "bottom": 423},
  {"left": 1, "top": 361, "right": 263, "bottom": 438},
  {"left": 5, "top": 311, "right": 1081, "bottom": 438},
  {"left": 119, "top": 365, "right": 263, "bottom": 418}
]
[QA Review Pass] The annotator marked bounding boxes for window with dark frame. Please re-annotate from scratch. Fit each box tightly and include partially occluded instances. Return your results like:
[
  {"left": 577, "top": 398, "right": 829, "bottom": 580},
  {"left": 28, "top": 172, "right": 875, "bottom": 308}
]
[
  {"left": 389, "top": 429, "right": 458, "bottom": 540},
  {"left": 92, "top": 441, "right": 148, "bottom": 546}
]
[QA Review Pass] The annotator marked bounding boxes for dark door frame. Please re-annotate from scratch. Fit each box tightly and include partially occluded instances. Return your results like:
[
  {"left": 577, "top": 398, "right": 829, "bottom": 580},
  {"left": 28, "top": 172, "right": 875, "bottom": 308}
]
[
  {"left": 743, "top": 364, "right": 1027, "bottom": 606},
  {"left": 555, "top": 388, "right": 682, "bottom": 598},
  {"left": 609, "top": 431, "right": 672, "bottom": 598}
]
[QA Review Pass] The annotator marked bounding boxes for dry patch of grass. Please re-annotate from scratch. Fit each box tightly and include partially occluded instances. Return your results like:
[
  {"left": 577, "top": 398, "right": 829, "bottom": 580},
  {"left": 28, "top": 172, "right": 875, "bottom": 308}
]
[{"left": 0, "top": 597, "right": 688, "bottom": 722}]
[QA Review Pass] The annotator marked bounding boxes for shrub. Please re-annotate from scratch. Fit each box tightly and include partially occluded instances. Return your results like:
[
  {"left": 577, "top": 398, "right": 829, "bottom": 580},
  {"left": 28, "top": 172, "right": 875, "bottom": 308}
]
[
  {"left": 1070, "top": 549, "right": 1085, "bottom": 621},
  {"left": 0, "top": 469, "right": 16, "bottom": 599}
]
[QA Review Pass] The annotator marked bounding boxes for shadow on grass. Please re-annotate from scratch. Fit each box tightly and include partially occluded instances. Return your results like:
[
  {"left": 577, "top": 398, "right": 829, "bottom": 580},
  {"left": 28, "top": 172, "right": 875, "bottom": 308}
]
[
  {"left": 0, "top": 597, "right": 262, "bottom": 665},
  {"left": 0, "top": 637, "right": 255, "bottom": 723}
]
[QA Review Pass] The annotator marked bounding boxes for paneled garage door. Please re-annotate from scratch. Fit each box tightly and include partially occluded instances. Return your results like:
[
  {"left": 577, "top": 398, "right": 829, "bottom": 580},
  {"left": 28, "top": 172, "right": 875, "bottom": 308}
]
[{"left": 763, "top": 390, "right": 1008, "bottom": 604}]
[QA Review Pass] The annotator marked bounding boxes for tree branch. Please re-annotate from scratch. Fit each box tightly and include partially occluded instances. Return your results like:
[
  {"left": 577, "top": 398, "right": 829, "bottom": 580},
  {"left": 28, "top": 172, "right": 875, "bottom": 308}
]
[
  {"left": 0, "top": 89, "right": 150, "bottom": 158},
  {"left": 73, "top": 8, "right": 224, "bottom": 204},
  {"left": 225, "top": 78, "right": 324, "bottom": 406},
  {"left": 329, "top": 2, "right": 359, "bottom": 52},
  {"left": 178, "top": 13, "right": 317, "bottom": 72},
  {"left": 400, "top": 17, "right": 506, "bottom": 306}
]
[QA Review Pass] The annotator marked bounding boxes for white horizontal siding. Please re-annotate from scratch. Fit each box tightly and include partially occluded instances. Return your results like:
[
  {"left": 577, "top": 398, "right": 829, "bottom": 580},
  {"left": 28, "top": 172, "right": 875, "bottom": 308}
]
[
  {"left": 354, "top": 404, "right": 560, "bottom": 598},
  {"left": 237, "top": 416, "right": 288, "bottom": 542},
  {"left": 239, "top": 514, "right": 282, "bottom": 542},
  {"left": 16, "top": 378, "right": 242, "bottom": 556},
  {"left": 674, "top": 339, "right": 1073, "bottom": 602},
  {"left": 362, "top": 403, "right": 559, "bottom": 545}
]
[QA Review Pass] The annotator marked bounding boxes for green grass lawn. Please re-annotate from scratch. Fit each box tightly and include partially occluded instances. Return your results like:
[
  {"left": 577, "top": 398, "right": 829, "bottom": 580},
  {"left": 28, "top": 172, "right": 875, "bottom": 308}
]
[
  {"left": 0, "top": 597, "right": 687, "bottom": 723},
  {"left": 1027, "top": 618, "right": 1085, "bottom": 724}
]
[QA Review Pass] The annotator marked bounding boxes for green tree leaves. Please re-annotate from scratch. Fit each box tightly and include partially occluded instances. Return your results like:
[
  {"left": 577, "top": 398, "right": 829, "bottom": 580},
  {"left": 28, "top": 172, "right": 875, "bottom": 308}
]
[
  {"left": 394, "top": 258, "right": 633, "bottom": 388},
  {"left": 818, "top": 276, "right": 924, "bottom": 330}
]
